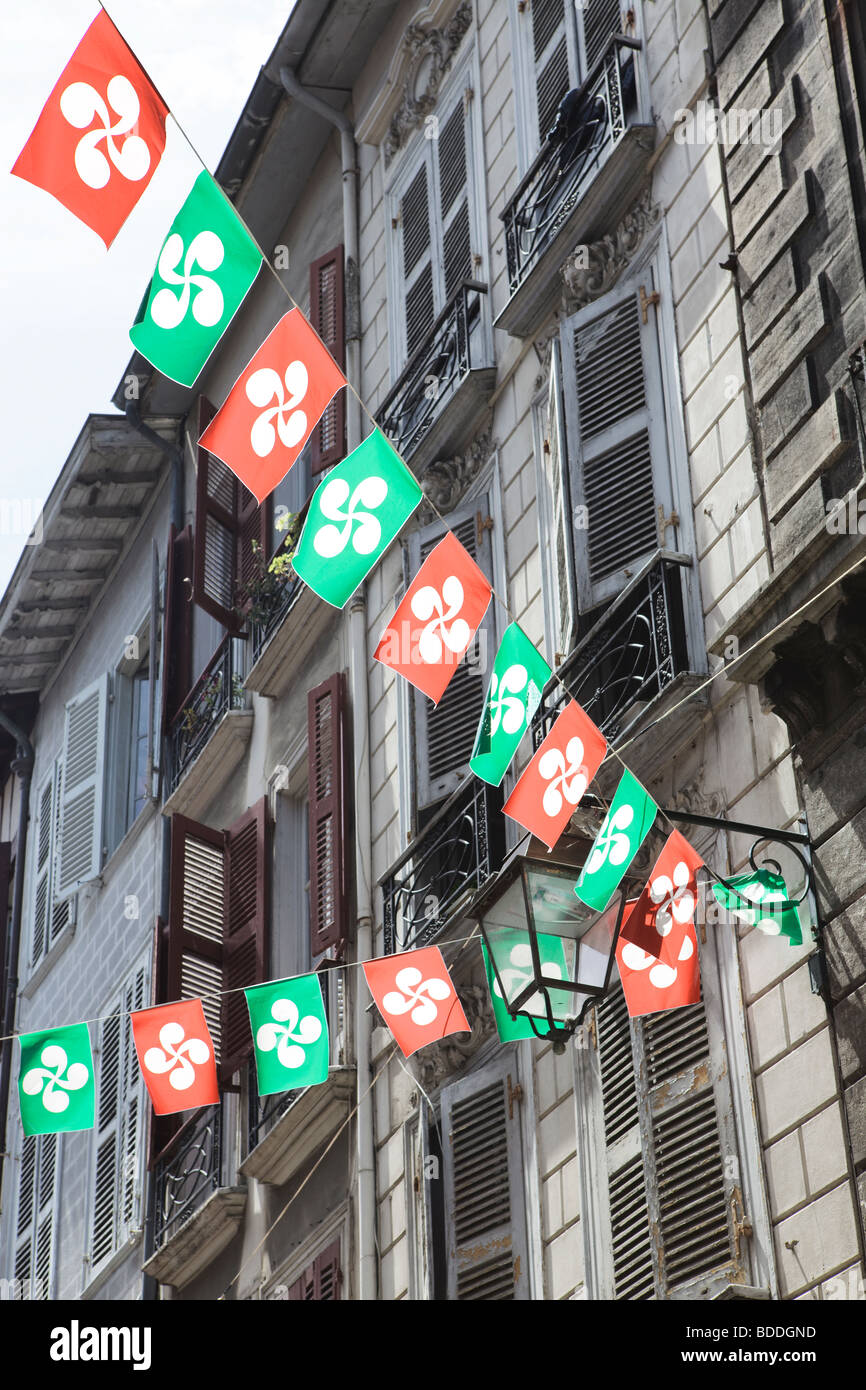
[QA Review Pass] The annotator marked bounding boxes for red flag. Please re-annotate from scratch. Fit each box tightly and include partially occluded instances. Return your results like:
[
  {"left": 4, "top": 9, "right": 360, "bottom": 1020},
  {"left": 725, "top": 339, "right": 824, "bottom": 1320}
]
[
  {"left": 199, "top": 308, "right": 347, "bottom": 503},
  {"left": 502, "top": 700, "right": 606, "bottom": 850},
  {"left": 618, "top": 830, "right": 704, "bottom": 969},
  {"left": 363, "top": 947, "right": 469, "bottom": 1058},
  {"left": 374, "top": 531, "right": 492, "bottom": 704},
  {"left": 130, "top": 999, "right": 219, "bottom": 1115},
  {"left": 12, "top": 11, "right": 168, "bottom": 248},
  {"left": 617, "top": 899, "right": 701, "bottom": 1017}
]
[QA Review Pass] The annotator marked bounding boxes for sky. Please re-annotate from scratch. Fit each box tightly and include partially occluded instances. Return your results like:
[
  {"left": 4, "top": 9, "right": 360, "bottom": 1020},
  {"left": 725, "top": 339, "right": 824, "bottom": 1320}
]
[{"left": 0, "top": 0, "right": 295, "bottom": 595}]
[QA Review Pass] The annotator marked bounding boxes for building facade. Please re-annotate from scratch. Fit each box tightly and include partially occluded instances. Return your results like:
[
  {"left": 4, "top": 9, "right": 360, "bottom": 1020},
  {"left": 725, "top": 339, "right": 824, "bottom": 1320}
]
[{"left": 1, "top": 0, "right": 864, "bottom": 1302}]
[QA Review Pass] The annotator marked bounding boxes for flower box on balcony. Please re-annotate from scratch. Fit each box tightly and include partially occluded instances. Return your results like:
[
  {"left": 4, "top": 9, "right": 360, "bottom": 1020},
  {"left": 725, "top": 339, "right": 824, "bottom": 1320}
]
[{"left": 496, "top": 36, "right": 655, "bottom": 340}]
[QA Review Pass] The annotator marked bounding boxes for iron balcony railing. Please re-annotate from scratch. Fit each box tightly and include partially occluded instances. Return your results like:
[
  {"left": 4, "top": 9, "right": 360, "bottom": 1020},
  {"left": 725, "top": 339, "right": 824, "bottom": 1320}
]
[
  {"left": 248, "top": 567, "right": 303, "bottom": 665},
  {"left": 153, "top": 1105, "right": 222, "bottom": 1249},
  {"left": 376, "top": 280, "right": 490, "bottom": 461},
  {"left": 167, "top": 632, "right": 246, "bottom": 796},
  {"left": 533, "top": 552, "right": 691, "bottom": 747},
  {"left": 381, "top": 775, "right": 507, "bottom": 955},
  {"left": 501, "top": 34, "right": 642, "bottom": 298}
]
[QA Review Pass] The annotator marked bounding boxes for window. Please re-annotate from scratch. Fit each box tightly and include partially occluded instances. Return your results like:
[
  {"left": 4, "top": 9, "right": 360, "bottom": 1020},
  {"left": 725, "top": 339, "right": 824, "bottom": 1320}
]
[
  {"left": 13, "top": 1133, "right": 58, "bottom": 1299},
  {"left": 107, "top": 636, "right": 159, "bottom": 856},
  {"left": 161, "top": 523, "right": 193, "bottom": 735},
  {"left": 407, "top": 498, "right": 497, "bottom": 819},
  {"left": 29, "top": 761, "right": 70, "bottom": 966},
  {"left": 309, "top": 246, "right": 346, "bottom": 473},
  {"left": 267, "top": 1232, "right": 344, "bottom": 1301},
  {"left": 386, "top": 53, "right": 483, "bottom": 372},
  {"left": 439, "top": 1053, "right": 530, "bottom": 1299},
  {"left": 307, "top": 673, "right": 350, "bottom": 955},
  {"left": 55, "top": 676, "right": 108, "bottom": 901},
  {"left": 89, "top": 962, "right": 146, "bottom": 1279},
  {"left": 534, "top": 339, "right": 577, "bottom": 664}
]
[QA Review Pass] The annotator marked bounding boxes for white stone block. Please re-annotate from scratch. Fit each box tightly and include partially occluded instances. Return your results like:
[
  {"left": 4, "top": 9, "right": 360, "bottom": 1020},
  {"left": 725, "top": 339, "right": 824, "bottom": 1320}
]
[{"left": 755, "top": 1029, "right": 837, "bottom": 1141}]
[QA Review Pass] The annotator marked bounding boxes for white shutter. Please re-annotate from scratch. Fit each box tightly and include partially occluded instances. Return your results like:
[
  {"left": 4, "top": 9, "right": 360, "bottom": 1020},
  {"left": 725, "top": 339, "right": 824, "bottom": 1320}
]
[
  {"left": 91, "top": 964, "right": 146, "bottom": 1273},
  {"left": 441, "top": 1053, "right": 530, "bottom": 1300},
  {"left": 409, "top": 497, "right": 497, "bottom": 810},
  {"left": 575, "top": 0, "right": 623, "bottom": 75},
  {"left": 435, "top": 90, "right": 473, "bottom": 301},
  {"left": 538, "top": 340, "right": 577, "bottom": 663},
  {"left": 532, "top": 0, "right": 574, "bottom": 143},
  {"left": 14, "top": 1133, "right": 58, "bottom": 1299},
  {"left": 400, "top": 161, "right": 435, "bottom": 362},
  {"left": 56, "top": 675, "right": 108, "bottom": 899},
  {"left": 561, "top": 268, "right": 675, "bottom": 610},
  {"left": 30, "top": 776, "right": 53, "bottom": 965}
]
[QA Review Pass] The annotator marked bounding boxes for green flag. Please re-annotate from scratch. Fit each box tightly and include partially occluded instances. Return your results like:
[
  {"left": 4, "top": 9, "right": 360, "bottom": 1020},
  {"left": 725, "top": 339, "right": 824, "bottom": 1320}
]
[
  {"left": 481, "top": 941, "right": 537, "bottom": 1041},
  {"left": 245, "top": 974, "right": 330, "bottom": 1096},
  {"left": 712, "top": 869, "right": 804, "bottom": 945},
  {"left": 130, "top": 171, "right": 262, "bottom": 387},
  {"left": 575, "top": 769, "right": 658, "bottom": 911},
  {"left": 469, "top": 623, "right": 552, "bottom": 786},
  {"left": 18, "top": 1022, "right": 95, "bottom": 1135},
  {"left": 293, "top": 430, "right": 422, "bottom": 607},
  {"left": 482, "top": 928, "right": 572, "bottom": 1037}
]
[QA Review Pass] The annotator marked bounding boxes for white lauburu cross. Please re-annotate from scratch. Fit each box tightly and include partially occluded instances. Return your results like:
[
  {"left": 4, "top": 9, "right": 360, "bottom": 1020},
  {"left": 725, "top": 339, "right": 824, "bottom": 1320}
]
[
  {"left": 150, "top": 230, "right": 225, "bottom": 331},
  {"left": 492, "top": 942, "right": 563, "bottom": 1015},
  {"left": 586, "top": 804, "right": 635, "bottom": 876},
  {"left": 60, "top": 76, "right": 151, "bottom": 189},
  {"left": 255, "top": 998, "right": 323, "bottom": 1070},
  {"left": 488, "top": 664, "right": 532, "bottom": 737},
  {"left": 411, "top": 575, "right": 469, "bottom": 664},
  {"left": 620, "top": 932, "right": 695, "bottom": 991},
  {"left": 382, "top": 966, "right": 451, "bottom": 1028},
  {"left": 246, "top": 361, "right": 309, "bottom": 457},
  {"left": 22, "top": 1044, "right": 89, "bottom": 1114},
  {"left": 538, "top": 735, "right": 587, "bottom": 818},
  {"left": 143, "top": 1021, "right": 210, "bottom": 1091},
  {"left": 313, "top": 476, "right": 389, "bottom": 558},
  {"left": 649, "top": 860, "right": 695, "bottom": 936}
]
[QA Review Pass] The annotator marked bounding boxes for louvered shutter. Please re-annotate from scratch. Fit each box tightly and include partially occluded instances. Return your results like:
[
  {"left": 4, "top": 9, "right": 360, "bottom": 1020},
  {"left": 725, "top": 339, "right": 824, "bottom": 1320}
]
[
  {"left": 593, "top": 979, "right": 743, "bottom": 1298},
  {"left": 193, "top": 396, "right": 241, "bottom": 630},
  {"left": 410, "top": 499, "right": 496, "bottom": 811},
  {"left": 120, "top": 967, "right": 145, "bottom": 1234},
  {"left": 161, "top": 524, "right": 193, "bottom": 733},
  {"left": 56, "top": 676, "right": 108, "bottom": 899},
  {"left": 310, "top": 246, "right": 346, "bottom": 474},
  {"left": 540, "top": 341, "right": 577, "bottom": 662},
  {"left": 167, "top": 815, "right": 226, "bottom": 1064},
  {"left": 436, "top": 96, "right": 472, "bottom": 301},
  {"left": 576, "top": 0, "right": 623, "bottom": 74},
  {"left": 221, "top": 798, "right": 268, "bottom": 1082},
  {"left": 401, "top": 163, "right": 435, "bottom": 362},
  {"left": 560, "top": 270, "right": 674, "bottom": 609},
  {"left": 307, "top": 673, "right": 349, "bottom": 955},
  {"left": 92, "top": 967, "right": 145, "bottom": 1269},
  {"left": 287, "top": 1240, "right": 342, "bottom": 1300},
  {"left": 30, "top": 775, "right": 53, "bottom": 964},
  {"left": 533, "top": 0, "right": 573, "bottom": 143},
  {"left": 441, "top": 1054, "right": 529, "bottom": 1300},
  {"left": 15, "top": 1133, "right": 57, "bottom": 1299},
  {"left": 235, "top": 485, "right": 272, "bottom": 613}
]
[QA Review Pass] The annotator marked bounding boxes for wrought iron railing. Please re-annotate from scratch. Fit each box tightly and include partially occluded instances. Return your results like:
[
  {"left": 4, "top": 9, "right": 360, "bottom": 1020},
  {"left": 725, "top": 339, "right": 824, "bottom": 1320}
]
[
  {"left": 381, "top": 776, "right": 507, "bottom": 955},
  {"left": 376, "top": 280, "right": 491, "bottom": 461},
  {"left": 153, "top": 1106, "right": 222, "bottom": 1249},
  {"left": 248, "top": 567, "right": 303, "bottom": 665},
  {"left": 501, "top": 35, "right": 642, "bottom": 298},
  {"left": 167, "top": 633, "right": 246, "bottom": 796},
  {"left": 533, "top": 552, "right": 691, "bottom": 746}
]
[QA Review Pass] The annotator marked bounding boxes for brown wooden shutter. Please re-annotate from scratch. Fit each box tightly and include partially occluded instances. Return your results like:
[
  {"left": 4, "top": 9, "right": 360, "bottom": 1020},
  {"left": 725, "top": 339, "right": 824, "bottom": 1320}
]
[
  {"left": 160, "top": 524, "right": 193, "bottom": 734},
  {"left": 309, "top": 247, "right": 345, "bottom": 474},
  {"left": 193, "top": 396, "right": 241, "bottom": 629},
  {"left": 307, "top": 673, "right": 349, "bottom": 956},
  {"left": 166, "top": 814, "right": 226, "bottom": 1059},
  {"left": 235, "top": 485, "right": 272, "bottom": 617},
  {"left": 220, "top": 797, "right": 269, "bottom": 1083},
  {"left": 288, "top": 1239, "right": 342, "bottom": 1300}
]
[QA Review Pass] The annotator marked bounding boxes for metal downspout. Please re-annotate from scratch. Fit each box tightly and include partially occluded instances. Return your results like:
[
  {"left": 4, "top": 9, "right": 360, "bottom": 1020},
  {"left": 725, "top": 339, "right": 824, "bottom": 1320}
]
[
  {"left": 0, "top": 712, "right": 35, "bottom": 1210},
  {"left": 278, "top": 67, "right": 376, "bottom": 1302}
]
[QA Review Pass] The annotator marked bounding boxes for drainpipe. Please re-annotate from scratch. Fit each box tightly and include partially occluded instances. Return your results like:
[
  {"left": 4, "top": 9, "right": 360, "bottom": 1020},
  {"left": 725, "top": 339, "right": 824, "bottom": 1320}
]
[
  {"left": 0, "top": 711, "right": 35, "bottom": 1210},
  {"left": 278, "top": 67, "right": 376, "bottom": 1302},
  {"left": 124, "top": 400, "right": 184, "bottom": 1300}
]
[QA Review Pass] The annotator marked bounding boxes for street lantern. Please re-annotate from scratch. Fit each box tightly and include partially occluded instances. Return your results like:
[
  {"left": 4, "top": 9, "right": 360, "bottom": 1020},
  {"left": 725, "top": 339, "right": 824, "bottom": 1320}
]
[{"left": 472, "top": 833, "right": 626, "bottom": 1051}]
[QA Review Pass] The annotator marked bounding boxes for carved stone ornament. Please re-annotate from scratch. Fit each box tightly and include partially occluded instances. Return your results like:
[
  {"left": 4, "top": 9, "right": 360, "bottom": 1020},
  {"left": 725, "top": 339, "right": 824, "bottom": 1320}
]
[
  {"left": 561, "top": 185, "right": 662, "bottom": 313},
  {"left": 415, "top": 982, "right": 496, "bottom": 1089},
  {"left": 417, "top": 425, "right": 494, "bottom": 522},
  {"left": 384, "top": 0, "right": 473, "bottom": 166}
]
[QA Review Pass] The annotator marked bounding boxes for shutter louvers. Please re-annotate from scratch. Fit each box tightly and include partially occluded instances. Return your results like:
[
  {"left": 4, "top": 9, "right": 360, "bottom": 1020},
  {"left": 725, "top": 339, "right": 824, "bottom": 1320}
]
[
  {"left": 50, "top": 767, "right": 69, "bottom": 943},
  {"left": 401, "top": 166, "right": 435, "bottom": 360},
  {"left": 16, "top": 1134, "right": 57, "bottom": 1299},
  {"left": 92, "top": 1012, "right": 121, "bottom": 1267},
  {"left": 221, "top": 798, "right": 268, "bottom": 1082},
  {"left": 438, "top": 103, "right": 472, "bottom": 301},
  {"left": 308, "top": 674, "right": 349, "bottom": 956},
  {"left": 236, "top": 486, "right": 272, "bottom": 609},
  {"left": 310, "top": 246, "right": 346, "bottom": 474},
  {"left": 17, "top": 1134, "right": 36, "bottom": 1240},
  {"left": 161, "top": 524, "right": 194, "bottom": 733},
  {"left": 580, "top": 0, "right": 622, "bottom": 73},
  {"left": 121, "top": 968, "right": 145, "bottom": 1230},
  {"left": 31, "top": 779, "right": 53, "bottom": 964},
  {"left": 56, "top": 677, "right": 107, "bottom": 899},
  {"left": 193, "top": 396, "right": 240, "bottom": 629},
  {"left": 533, "top": 0, "right": 570, "bottom": 141},
  {"left": 315, "top": 1240, "right": 342, "bottom": 1300},
  {"left": 442, "top": 1062, "right": 529, "bottom": 1300},
  {"left": 34, "top": 1134, "right": 56, "bottom": 1299},
  {"left": 167, "top": 815, "right": 226, "bottom": 1063}
]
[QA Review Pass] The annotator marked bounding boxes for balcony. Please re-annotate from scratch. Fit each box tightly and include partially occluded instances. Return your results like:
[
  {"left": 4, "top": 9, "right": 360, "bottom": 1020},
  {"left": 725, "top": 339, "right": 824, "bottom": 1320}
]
[
  {"left": 142, "top": 1105, "right": 246, "bottom": 1291},
  {"left": 163, "top": 633, "right": 252, "bottom": 818},
  {"left": 377, "top": 281, "right": 496, "bottom": 471},
  {"left": 532, "top": 552, "right": 705, "bottom": 768},
  {"left": 497, "top": 35, "right": 655, "bottom": 338},
  {"left": 381, "top": 776, "right": 507, "bottom": 954}
]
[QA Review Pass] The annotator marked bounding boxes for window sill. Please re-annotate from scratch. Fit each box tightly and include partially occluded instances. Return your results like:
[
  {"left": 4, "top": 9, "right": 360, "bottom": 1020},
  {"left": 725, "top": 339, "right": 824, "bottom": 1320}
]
[
  {"left": 79, "top": 1229, "right": 143, "bottom": 1300},
  {"left": 100, "top": 797, "right": 159, "bottom": 883}
]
